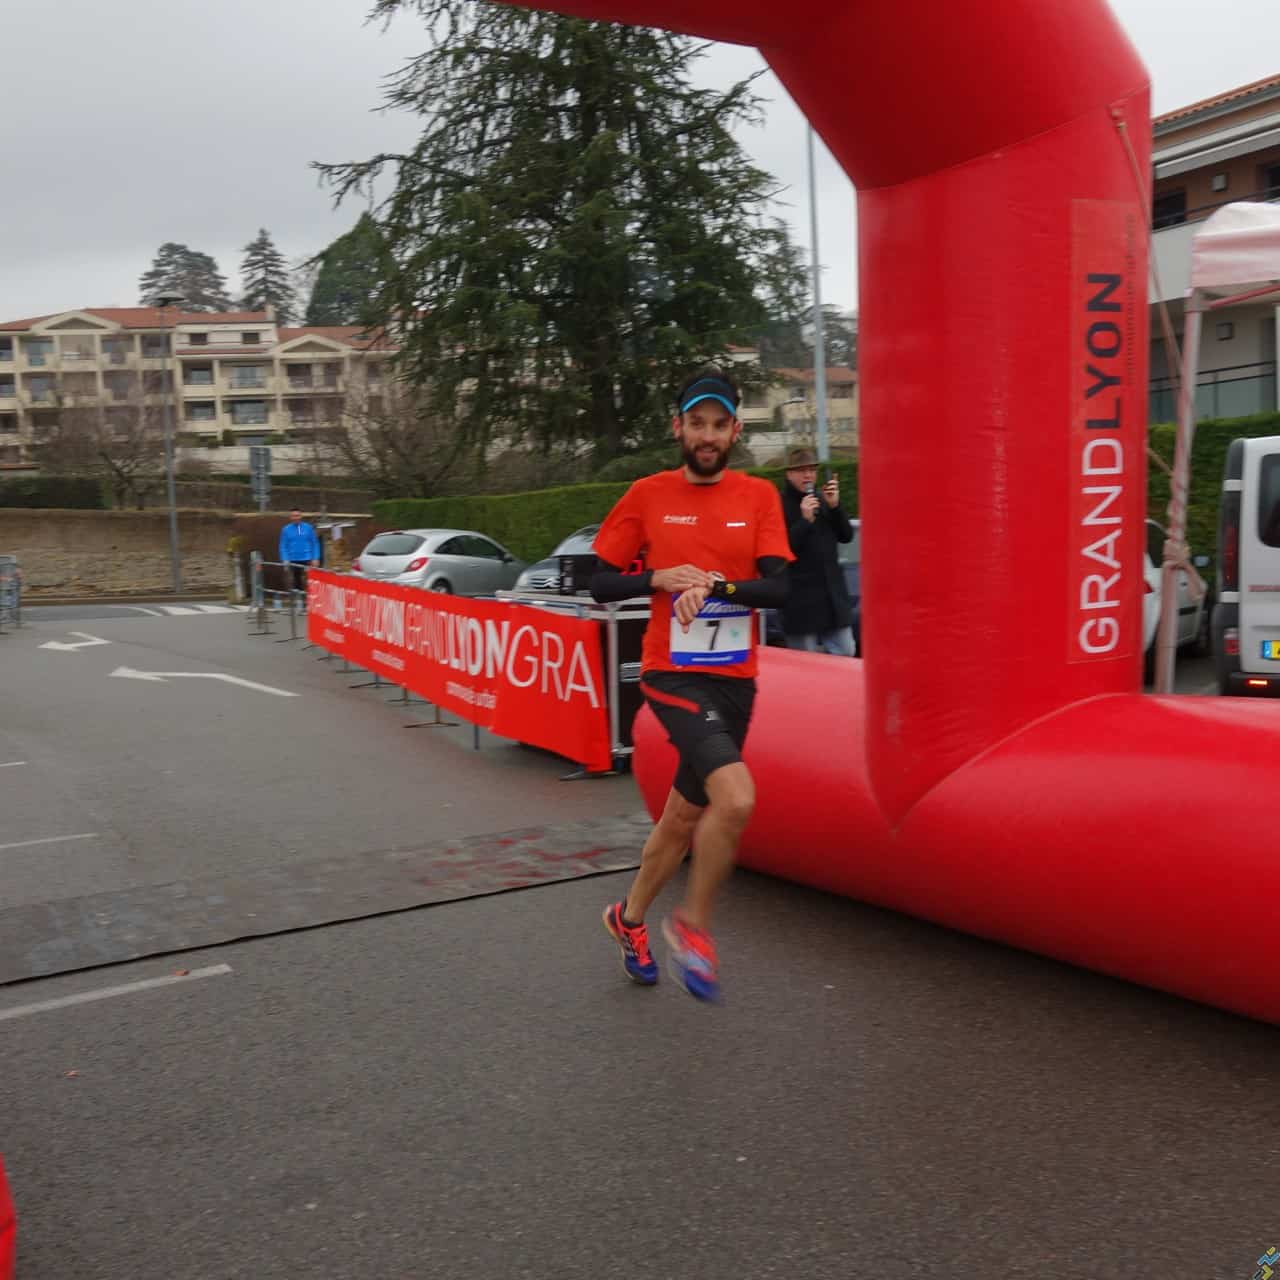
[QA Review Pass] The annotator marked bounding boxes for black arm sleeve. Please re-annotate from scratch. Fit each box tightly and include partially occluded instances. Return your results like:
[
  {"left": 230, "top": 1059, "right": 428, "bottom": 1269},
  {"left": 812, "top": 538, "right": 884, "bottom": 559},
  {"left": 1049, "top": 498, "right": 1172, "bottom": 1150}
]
[
  {"left": 590, "top": 560, "right": 654, "bottom": 603},
  {"left": 828, "top": 504, "right": 855, "bottom": 543},
  {"left": 711, "top": 556, "right": 790, "bottom": 608}
]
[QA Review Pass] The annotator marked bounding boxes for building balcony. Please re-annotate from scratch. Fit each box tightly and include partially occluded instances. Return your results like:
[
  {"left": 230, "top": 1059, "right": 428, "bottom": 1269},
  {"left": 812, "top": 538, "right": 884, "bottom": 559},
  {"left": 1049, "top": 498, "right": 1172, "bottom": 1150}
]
[
  {"left": 1149, "top": 360, "right": 1277, "bottom": 423},
  {"left": 286, "top": 376, "right": 342, "bottom": 393}
]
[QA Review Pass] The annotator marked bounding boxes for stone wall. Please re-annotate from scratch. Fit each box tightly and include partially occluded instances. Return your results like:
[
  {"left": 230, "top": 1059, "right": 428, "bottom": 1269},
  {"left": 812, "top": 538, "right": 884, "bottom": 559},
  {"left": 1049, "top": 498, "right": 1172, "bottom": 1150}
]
[{"left": 0, "top": 509, "right": 239, "bottom": 597}]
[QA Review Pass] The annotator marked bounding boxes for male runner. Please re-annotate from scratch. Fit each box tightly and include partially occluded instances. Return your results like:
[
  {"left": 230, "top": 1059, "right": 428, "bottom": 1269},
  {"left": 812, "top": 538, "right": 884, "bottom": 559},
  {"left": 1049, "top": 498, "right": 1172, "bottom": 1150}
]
[{"left": 591, "top": 367, "right": 792, "bottom": 1000}]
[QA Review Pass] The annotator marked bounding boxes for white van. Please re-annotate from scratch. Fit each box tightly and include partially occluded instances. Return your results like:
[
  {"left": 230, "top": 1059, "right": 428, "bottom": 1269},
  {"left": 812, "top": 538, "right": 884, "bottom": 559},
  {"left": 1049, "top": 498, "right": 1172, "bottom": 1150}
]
[{"left": 1213, "top": 434, "right": 1280, "bottom": 695}]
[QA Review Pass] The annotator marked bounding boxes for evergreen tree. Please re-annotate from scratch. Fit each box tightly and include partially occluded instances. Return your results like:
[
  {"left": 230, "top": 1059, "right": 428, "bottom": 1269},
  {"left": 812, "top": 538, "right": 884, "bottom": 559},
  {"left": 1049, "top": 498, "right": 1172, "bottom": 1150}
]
[
  {"left": 304, "top": 214, "right": 386, "bottom": 326},
  {"left": 316, "top": 1, "right": 806, "bottom": 462},
  {"left": 138, "top": 243, "right": 235, "bottom": 312},
  {"left": 239, "top": 228, "right": 297, "bottom": 322}
]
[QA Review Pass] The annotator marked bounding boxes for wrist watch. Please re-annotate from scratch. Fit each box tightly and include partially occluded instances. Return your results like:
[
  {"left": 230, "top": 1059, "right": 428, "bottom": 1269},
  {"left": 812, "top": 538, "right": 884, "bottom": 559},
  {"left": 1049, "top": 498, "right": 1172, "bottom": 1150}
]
[{"left": 710, "top": 579, "right": 735, "bottom": 598}]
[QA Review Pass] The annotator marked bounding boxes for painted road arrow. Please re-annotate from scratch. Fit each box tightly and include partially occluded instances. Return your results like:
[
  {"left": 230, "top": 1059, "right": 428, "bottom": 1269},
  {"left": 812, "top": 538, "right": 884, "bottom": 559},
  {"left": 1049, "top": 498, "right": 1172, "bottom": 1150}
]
[
  {"left": 39, "top": 632, "right": 111, "bottom": 652},
  {"left": 109, "top": 666, "right": 299, "bottom": 698}
]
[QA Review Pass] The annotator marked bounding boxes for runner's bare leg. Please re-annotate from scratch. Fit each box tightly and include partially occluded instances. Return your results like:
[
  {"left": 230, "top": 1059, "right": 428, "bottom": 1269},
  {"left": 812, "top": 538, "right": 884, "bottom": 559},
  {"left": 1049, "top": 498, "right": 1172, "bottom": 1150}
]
[
  {"left": 622, "top": 787, "right": 701, "bottom": 920},
  {"left": 682, "top": 762, "right": 755, "bottom": 931}
]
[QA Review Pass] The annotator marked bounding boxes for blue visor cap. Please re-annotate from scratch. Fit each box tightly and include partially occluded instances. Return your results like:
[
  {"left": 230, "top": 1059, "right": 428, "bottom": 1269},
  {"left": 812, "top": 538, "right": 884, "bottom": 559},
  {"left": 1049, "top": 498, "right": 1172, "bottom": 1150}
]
[{"left": 680, "top": 376, "right": 739, "bottom": 416}]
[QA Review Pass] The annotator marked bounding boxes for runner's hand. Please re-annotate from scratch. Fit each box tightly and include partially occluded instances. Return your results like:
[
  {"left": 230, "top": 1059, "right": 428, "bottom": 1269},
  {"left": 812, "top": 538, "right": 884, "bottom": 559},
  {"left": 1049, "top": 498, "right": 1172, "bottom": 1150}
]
[
  {"left": 674, "top": 585, "right": 710, "bottom": 629},
  {"left": 652, "top": 565, "right": 714, "bottom": 593}
]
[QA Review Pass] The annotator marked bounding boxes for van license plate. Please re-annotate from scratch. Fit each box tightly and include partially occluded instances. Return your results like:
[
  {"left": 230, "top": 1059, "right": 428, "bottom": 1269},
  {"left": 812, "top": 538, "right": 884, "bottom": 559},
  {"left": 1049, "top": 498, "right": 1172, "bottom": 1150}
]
[{"left": 1261, "top": 641, "right": 1280, "bottom": 659}]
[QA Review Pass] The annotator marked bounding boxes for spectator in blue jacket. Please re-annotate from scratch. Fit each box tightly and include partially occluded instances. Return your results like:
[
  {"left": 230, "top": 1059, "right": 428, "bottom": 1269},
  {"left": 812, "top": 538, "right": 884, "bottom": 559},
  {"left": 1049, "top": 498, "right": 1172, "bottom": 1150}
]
[{"left": 279, "top": 509, "right": 321, "bottom": 595}]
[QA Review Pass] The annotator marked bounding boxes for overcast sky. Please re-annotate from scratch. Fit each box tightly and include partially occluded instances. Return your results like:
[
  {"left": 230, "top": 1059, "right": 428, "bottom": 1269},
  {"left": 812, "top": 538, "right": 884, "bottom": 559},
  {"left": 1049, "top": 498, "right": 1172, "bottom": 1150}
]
[{"left": 1, "top": 0, "right": 1276, "bottom": 324}]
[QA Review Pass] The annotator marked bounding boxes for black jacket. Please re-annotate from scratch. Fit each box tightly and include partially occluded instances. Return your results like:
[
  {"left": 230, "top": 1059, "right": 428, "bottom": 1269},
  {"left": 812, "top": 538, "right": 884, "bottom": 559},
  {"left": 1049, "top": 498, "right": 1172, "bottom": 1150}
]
[{"left": 779, "top": 482, "right": 854, "bottom": 635}]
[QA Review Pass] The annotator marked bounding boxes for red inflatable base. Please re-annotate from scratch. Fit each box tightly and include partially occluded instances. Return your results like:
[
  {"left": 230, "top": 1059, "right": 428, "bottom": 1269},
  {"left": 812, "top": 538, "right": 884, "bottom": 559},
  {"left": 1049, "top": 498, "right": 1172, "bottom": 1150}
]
[
  {"left": 633, "top": 649, "right": 1280, "bottom": 1024},
  {"left": 0, "top": 1155, "right": 15, "bottom": 1280}
]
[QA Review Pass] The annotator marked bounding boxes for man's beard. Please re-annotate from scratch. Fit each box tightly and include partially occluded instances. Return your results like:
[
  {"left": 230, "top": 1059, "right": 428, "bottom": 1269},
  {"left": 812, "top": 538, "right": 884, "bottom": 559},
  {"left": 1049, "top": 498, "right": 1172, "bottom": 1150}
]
[{"left": 681, "top": 440, "right": 731, "bottom": 478}]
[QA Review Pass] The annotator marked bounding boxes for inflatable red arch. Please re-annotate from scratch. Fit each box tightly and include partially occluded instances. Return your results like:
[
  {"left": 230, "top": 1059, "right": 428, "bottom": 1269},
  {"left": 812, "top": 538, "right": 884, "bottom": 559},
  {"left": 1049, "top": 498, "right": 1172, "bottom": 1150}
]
[{"left": 499, "top": 0, "right": 1280, "bottom": 1023}]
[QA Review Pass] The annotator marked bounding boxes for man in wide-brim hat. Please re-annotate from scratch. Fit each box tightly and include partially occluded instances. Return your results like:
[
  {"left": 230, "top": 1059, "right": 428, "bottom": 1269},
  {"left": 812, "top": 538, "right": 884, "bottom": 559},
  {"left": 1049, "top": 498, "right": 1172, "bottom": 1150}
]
[{"left": 778, "top": 447, "right": 856, "bottom": 655}]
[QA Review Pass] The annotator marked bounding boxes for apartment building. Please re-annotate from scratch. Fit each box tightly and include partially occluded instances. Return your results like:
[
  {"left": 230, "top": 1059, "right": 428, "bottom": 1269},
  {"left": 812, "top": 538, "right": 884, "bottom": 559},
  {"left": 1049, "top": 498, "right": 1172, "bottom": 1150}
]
[
  {"left": 724, "top": 346, "right": 858, "bottom": 463},
  {"left": 0, "top": 307, "right": 396, "bottom": 474},
  {"left": 1149, "top": 73, "right": 1280, "bottom": 421}
]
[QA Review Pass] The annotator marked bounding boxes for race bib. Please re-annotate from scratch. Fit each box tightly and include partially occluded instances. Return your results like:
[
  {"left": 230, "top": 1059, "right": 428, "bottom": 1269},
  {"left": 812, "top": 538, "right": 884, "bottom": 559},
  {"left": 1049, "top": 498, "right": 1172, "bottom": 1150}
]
[{"left": 670, "top": 597, "right": 753, "bottom": 666}]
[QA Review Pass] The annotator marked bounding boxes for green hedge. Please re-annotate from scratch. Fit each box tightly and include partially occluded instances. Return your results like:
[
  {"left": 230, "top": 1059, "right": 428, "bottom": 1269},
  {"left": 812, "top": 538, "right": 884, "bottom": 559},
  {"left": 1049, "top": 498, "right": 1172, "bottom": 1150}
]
[
  {"left": 1147, "top": 411, "right": 1280, "bottom": 564},
  {"left": 0, "top": 475, "right": 104, "bottom": 509},
  {"left": 374, "top": 459, "right": 861, "bottom": 563}
]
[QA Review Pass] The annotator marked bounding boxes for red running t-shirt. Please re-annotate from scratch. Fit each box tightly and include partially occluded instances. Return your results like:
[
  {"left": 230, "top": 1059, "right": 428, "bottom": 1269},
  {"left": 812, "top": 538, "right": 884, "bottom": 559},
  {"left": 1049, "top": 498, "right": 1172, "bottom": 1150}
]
[{"left": 594, "top": 468, "right": 792, "bottom": 679}]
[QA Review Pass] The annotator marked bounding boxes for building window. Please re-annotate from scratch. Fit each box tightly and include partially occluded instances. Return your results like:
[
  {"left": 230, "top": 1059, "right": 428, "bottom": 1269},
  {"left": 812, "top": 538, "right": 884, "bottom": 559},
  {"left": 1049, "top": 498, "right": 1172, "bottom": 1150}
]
[
  {"left": 0, "top": 378, "right": 14, "bottom": 398},
  {"left": 22, "top": 338, "right": 54, "bottom": 367},
  {"left": 26, "top": 375, "right": 56, "bottom": 403},
  {"left": 1152, "top": 189, "right": 1187, "bottom": 229},
  {"left": 30, "top": 411, "right": 59, "bottom": 434},
  {"left": 286, "top": 398, "right": 315, "bottom": 425},
  {"left": 229, "top": 400, "right": 268, "bottom": 426},
  {"left": 241, "top": 332, "right": 260, "bottom": 345},
  {"left": 185, "top": 401, "right": 217, "bottom": 422},
  {"left": 1217, "top": 322, "right": 1235, "bottom": 342},
  {"left": 141, "top": 334, "right": 170, "bottom": 358},
  {"left": 188, "top": 332, "right": 209, "bottom": 346},
  {"left": 59, "top": 336, "right": 95, "bottom": 362},
  {"left": 0, "top": 445, "right": 22, "bottom": 464},
  {"left": 227, "top": 364, "right": 267, "bottom": 389},
  {"left": 143, "top": 370, "right": 174, "bottom": 394},
  {"left": 0, "top": 339, "right": 12, "bottom": 362},
  {"left": 366, "top": 362, "right": 383, "bottom": 386},
  {"left": 101, "top": 336, "right": 133, "bottom": 364},
  {"left": 0, "top": 414, "right": 17, "bottom": 433},
  {"left": 185, "top": 365, "right": 214, "bottom": 385},
  {"left": 286, "top": 364, "right": 313, "bottom": 389},
  {"left": 1264, "top": 163, "right": 1280, "bottom": 199},
  {"left": 103, "top": 372, "right": 134, "bottom": 401}
]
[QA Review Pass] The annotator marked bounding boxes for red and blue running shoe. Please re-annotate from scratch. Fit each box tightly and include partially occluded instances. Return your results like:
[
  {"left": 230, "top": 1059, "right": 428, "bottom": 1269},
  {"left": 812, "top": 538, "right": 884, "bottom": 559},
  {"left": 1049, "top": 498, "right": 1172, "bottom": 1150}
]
[
  {"left": 602, "top": 902, "right": 658, "bottom": 985},
  {"left": 662, "top": 912, "right": 720, "bottom": 1002}
]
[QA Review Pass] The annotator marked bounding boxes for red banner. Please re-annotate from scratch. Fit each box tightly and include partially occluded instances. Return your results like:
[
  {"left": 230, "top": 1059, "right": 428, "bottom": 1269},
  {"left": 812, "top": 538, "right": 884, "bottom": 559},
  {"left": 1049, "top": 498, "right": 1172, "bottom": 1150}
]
[{"left": 306, "top": 571, "right": 612, "bottom": 772}]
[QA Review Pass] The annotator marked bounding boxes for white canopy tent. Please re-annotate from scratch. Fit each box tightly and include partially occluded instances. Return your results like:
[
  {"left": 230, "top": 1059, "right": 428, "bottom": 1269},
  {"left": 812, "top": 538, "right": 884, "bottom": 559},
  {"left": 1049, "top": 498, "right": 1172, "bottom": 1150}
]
[{"left": 1154, "top": 202, "right": 1280, "bottom": 693}]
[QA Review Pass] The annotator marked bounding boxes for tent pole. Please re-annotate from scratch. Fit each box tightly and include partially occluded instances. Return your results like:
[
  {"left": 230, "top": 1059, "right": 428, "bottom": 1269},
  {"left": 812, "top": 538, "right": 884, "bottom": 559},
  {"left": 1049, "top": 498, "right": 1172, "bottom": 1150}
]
[{"left": 1155, "top": 293, "right": 1202, "bottom": 695}]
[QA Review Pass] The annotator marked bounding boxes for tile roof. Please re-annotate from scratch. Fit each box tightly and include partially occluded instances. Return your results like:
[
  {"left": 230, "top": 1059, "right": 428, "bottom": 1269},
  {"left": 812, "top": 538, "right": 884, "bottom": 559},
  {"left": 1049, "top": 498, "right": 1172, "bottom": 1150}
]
[
  {"left": 0, "top": 307, "right": 270, "bottom": 331},
  {"left": 277, "top": 326, "right": 395, "bottom": 351},
  {"left": 773, "top": 366, "right": 857, "bottom": 384},
  {"left": 1154, "top": 72, "right": 1280, "bottom": 127}
]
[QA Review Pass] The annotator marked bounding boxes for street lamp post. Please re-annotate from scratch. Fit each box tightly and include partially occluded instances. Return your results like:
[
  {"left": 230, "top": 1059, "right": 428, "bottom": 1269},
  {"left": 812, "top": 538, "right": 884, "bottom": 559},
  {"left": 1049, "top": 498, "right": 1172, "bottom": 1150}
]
[
  {"left": 807, "top": 124, "right": 830, "bottom": 463},
  {"left": 153, "top": 293, "right": 184, "bottom": 593}
]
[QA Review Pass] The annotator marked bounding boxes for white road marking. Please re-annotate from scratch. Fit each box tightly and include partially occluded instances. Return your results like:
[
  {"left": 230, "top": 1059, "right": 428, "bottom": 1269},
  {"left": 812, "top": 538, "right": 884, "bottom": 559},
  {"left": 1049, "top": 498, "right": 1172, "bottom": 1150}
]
[
  {"left": 0, "top": 832, "right": 98, "bottom": 852},
  {"left": 193, "top": 604, "right": 238, "bottom": 614},
  {"left": 0, "top": 761, "right": 27, "bottom": 769},
  {"left": 159, "top": 605, "right": 200, "bottom": 616},
  {"left": 0, "top": 964, "right": 232, "bottom": 1023},
  {"left": 110, "top": 666, "right": 299, "bottom": 697},
  {"left": 108, "top": 605, "right": 163, "bottom": 616},
  {"left": 39, "top": 632, "right": 111, "bottom": 652}
]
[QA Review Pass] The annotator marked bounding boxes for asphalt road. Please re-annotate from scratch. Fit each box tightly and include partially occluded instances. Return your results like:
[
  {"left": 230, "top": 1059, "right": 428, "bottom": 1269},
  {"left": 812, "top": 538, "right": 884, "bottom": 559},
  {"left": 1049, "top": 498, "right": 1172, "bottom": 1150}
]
[{"left": 0, "top": 606, "right": 1274, "bottom": 1279}]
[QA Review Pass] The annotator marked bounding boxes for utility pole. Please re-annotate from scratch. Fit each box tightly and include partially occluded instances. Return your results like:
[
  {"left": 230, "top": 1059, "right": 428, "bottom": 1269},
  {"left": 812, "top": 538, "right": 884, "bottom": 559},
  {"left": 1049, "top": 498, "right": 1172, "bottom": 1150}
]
[
  {"left": 808, "top": 124, "right": 830, "bottom": 463},
  {"left": 153, "top": 293, "right": 184, "bottom": 593}
]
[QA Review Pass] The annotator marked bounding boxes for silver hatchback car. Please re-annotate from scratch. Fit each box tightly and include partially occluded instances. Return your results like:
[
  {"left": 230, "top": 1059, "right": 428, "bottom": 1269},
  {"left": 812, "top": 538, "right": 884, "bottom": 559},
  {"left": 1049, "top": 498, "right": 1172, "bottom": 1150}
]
[{"left": 351, "top": 528, "right": 526, "bottom": 595}]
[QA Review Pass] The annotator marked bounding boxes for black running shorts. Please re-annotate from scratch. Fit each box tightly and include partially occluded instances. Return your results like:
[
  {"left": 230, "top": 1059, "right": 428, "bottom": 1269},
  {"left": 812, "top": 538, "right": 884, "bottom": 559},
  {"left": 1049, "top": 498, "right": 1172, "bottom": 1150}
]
[{"left": 640, "top": 671, "right": 757, "bottom": 808}]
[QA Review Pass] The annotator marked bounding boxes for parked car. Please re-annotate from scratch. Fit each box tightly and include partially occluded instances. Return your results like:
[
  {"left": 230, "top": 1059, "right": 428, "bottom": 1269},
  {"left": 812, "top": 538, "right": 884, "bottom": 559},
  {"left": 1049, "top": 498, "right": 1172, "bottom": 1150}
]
[
  {"left": 1142, "top": 517, "right": 1211, "bottom": 672},
  {"left": 1212, "top": 434, "right": 1280, "bottom": 694},
  {"left": 351, "top": 528, "right": 525, "bottom": 595},
  {"left": 764, "top": 519, "right": 862, "bottom": 651},
  {"left": 514, "top": 524, "right": 602, "bottom": 592}
]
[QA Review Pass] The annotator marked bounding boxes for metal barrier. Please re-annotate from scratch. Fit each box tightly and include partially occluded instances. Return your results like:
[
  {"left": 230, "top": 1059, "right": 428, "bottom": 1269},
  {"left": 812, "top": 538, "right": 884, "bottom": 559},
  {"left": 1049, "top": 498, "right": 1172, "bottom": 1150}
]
[
  {"left": 247, "top": 552, "right": 306, "bottom": 642},
  {"left": 0, "top": 556, "right": 21, "bottom": 635}
]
